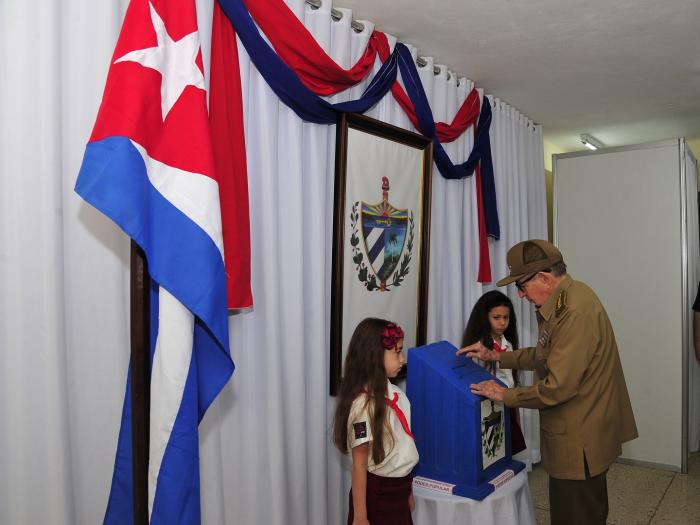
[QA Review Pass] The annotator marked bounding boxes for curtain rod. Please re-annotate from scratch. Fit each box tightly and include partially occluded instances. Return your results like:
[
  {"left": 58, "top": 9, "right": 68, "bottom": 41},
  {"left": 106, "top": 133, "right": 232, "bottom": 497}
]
[
  {"left": 416, "top": 57, "right": 445, "bottom": 78},
  {"left": 304, "top": 0, "right": 446, "bottom": 78},
  {"left": 304, "top": 0, "right": 365, "bottom": 33}
]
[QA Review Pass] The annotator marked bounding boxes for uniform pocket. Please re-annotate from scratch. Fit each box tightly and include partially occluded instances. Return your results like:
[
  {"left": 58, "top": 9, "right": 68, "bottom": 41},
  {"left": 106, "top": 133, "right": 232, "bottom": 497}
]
[
  {"left": 540, "top": 416, "right": 568, "bottom": 472},
  {"left": 540, "top": 415, "right": 566, "bottom": 434}
]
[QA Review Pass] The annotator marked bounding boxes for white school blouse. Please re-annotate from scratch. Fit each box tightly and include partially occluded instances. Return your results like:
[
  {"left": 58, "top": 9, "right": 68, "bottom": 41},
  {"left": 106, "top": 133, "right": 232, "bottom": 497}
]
[
  {"left": 347, "top": 381, "right": 419, "bottom": 477},
  {"left": 494, "top": 335, "right": 515, "bottom": 388}
]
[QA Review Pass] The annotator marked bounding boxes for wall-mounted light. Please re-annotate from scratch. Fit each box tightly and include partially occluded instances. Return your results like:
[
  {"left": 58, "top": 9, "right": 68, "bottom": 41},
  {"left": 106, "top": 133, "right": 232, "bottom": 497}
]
[{"left": 580, "top": 133, "right": 604, "bottom": 150}]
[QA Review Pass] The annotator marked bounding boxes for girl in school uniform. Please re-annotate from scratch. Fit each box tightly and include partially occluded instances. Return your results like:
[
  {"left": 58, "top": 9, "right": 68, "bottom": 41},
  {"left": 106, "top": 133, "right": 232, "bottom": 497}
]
[
  {"left": 462, "top": 290, "right": 527, "bottom": 454},
  {"left": 333, "top": 318, "right": 419, "bottom": 525}
]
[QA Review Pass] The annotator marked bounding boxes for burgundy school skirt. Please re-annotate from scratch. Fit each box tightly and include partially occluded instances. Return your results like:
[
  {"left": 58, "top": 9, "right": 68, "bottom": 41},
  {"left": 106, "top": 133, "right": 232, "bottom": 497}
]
[{"left": 347, "top": 471, "right": 413, "bottom": 525}]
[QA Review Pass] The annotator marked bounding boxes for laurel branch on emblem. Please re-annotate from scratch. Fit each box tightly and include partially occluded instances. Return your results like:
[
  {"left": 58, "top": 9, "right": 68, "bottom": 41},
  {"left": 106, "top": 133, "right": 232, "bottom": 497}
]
[{"left": 349, "top": 201, "right": 414, "bottom": 291}]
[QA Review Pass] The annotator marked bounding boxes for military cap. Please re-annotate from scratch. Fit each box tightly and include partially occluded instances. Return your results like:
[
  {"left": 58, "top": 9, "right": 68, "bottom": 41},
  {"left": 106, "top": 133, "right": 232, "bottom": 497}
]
[{"left": 496, "top": 239, "right": 563, "bottom": 287}]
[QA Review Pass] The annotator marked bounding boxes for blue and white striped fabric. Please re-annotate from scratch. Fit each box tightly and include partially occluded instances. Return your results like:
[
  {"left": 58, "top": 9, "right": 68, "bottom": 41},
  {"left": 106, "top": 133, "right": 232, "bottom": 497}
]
[{"left": 75, "top": 1, "right": 234, "bottom": 523}]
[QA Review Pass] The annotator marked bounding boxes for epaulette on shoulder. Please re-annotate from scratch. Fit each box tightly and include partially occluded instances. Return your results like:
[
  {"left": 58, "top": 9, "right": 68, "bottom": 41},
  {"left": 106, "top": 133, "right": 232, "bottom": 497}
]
[{"left": 555, "top": 290, "right": 568, "bottom": 317}]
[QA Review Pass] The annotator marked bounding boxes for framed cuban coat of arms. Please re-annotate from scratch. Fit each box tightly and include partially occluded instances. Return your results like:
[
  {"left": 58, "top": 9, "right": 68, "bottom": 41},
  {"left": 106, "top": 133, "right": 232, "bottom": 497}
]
[{"left": 330, "top": 113, "right": 433, "bottom": 395}]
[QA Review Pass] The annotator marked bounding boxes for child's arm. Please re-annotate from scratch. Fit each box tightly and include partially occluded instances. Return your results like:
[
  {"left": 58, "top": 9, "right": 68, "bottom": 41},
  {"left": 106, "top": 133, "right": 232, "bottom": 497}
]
[{"left": 351, "top": 442, "right": 370, "bottom": 525}]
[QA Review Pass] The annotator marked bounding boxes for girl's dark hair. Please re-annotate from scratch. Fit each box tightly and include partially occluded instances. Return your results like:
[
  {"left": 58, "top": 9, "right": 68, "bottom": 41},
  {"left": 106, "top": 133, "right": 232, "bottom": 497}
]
[
  {"left": 333, "top": 318, "right": 395, "bottom": 465},
  {"left": 463, "top": 292, "right": 519, "bottom": 384},
  {"left": 462, "top": 290, "right": 518, "bottom": 349}
]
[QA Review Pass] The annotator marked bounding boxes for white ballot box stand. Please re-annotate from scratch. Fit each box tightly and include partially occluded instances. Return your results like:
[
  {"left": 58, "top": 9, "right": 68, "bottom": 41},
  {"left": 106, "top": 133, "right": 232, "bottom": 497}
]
[{"left": 412, "top": 470, "right": 535, "bottom": 525}]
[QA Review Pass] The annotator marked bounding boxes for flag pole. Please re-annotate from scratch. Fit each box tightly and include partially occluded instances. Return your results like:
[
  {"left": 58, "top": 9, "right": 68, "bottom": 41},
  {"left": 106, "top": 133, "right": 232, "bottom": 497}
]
[{"left": 130, "top": 241, "right": 150, "bottom": 525}]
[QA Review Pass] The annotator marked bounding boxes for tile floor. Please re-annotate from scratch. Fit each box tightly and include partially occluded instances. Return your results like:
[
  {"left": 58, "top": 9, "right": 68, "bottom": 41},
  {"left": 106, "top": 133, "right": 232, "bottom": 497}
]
[{"left": 528, "top": 453, "right": 700, "bottom": 524}]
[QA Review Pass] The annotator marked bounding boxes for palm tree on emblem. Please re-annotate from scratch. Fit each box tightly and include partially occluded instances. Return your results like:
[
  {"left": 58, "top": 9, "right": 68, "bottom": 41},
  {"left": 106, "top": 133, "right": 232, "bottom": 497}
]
[{"left": 349, "top": 176, "right": 414, "bottom": 292}]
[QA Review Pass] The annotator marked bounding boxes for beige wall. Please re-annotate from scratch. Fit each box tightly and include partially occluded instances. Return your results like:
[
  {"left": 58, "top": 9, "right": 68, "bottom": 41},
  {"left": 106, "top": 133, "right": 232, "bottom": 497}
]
[
  {"left": 543, "top": 139, "right": 565, "bottom": 241},
  {"left": 543, "top": 139, "right": 564, "bottom": 172},
  {"left": 544, "top": 169, "right": 553, "bottom": 241}
]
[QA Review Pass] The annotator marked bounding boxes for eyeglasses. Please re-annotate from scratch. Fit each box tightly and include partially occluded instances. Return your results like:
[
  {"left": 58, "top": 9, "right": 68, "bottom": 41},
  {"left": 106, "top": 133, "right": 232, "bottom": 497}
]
[{"left": 515, "top": 272, "right": 538, "bottom": 292}]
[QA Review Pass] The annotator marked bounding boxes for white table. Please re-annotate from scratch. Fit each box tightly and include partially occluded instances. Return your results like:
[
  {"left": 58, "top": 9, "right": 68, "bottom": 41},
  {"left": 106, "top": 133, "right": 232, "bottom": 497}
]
[{"left": 412, "top": 470, "right": 535, "bottom": 525}]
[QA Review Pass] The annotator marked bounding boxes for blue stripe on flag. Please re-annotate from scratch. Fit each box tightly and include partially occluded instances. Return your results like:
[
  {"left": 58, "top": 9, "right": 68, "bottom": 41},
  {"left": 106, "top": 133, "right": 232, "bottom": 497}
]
[
  {"left": 77, "top": 137, "right": 235, "bottom": 524},
  {"left": 104, "top": 279, "right": 160, "bottom": 525},
  {"left": 150, "top": 287, "right": 199, "bottom": 523},
  {"left": 147, "top": 297, "right": 230, "bottom": 523},
  {"left": 103, "top": 370, "right": 135, "bottom": 524},
  {"left": 76, "top": 136, "right": 229, "bottom": 352}
]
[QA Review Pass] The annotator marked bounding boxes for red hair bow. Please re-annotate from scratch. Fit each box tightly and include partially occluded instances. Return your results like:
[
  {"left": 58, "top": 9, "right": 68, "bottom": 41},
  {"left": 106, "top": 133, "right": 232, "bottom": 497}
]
[{"left": 381, "top": 322, "right": 404, "bottom": 349}]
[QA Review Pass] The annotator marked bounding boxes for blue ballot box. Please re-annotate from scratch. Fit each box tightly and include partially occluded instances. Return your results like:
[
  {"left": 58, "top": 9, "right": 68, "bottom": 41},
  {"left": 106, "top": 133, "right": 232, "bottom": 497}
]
[{"left": 407, "top": 340, "right": 525, "bottom": 500}]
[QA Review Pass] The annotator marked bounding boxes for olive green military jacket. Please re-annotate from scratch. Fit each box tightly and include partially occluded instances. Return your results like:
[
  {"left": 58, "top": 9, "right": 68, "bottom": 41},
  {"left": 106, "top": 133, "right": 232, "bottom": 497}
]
[{"left": 500, "top": 275, "right": 638, "bottom": 480}]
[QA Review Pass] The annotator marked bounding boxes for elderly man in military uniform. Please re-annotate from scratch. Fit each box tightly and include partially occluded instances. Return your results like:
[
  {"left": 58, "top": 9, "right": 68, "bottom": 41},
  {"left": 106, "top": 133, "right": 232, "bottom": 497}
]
[{"left": 459, "top": 239, "right": 637, "bottom": 525}]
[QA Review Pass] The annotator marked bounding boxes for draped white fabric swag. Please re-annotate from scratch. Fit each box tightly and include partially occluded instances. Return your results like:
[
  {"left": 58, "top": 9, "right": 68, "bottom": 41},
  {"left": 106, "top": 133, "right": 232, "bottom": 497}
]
[{"left": 0, "top": 0, "right": 545, "bottom": 523}]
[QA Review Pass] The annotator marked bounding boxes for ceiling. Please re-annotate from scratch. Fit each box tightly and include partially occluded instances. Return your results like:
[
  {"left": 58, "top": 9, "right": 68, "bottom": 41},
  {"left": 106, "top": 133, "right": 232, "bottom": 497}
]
[{"left": 334, "top": 0, "right": 700, "bottom": 151}]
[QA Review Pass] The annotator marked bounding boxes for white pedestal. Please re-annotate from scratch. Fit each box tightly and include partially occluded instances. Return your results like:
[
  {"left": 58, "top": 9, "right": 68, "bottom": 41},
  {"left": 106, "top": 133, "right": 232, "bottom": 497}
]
[{"left": 412, "top": 470, "right": 535, "bottom": 525}]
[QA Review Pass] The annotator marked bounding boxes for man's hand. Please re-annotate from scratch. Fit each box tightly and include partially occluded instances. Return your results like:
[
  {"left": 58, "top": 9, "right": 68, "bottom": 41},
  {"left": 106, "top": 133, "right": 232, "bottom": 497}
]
[
  {"left": 456, "top": 341, "right": 500, "bottom": 362},
  {"left": 470, "top": 379, "right": 506, "bottom": 401}
]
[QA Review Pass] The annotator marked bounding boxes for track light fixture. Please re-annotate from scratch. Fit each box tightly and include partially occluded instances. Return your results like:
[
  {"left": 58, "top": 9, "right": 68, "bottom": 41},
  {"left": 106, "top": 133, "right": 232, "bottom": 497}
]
[{"left": 580, "top": 133, "right": 604, "bottom": 151}]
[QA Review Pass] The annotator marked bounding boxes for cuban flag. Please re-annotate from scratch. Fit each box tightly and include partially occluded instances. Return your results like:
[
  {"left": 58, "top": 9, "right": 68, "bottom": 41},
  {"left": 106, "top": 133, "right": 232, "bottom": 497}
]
[{"left": 75, "top": 0, "right": 234, "bottom": 523}]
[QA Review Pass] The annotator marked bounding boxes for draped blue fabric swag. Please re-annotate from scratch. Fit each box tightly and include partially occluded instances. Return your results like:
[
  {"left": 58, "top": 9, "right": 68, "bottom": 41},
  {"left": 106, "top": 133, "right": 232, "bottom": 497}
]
[{"left": 217, "top": 0, "right": 499, "bottom": 239}]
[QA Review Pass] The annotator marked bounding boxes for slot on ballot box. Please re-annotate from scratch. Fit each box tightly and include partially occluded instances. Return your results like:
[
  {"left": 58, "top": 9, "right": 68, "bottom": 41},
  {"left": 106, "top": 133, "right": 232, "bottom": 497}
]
[{"left": 407, "top": 340, "right": 525, "bottom": 499}]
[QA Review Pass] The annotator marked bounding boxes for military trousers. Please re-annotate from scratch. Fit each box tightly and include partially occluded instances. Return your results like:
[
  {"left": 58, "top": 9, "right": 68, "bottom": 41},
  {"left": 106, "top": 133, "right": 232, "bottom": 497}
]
[{"left": 548, "top": 467, "right": 608, "bottom": 525}]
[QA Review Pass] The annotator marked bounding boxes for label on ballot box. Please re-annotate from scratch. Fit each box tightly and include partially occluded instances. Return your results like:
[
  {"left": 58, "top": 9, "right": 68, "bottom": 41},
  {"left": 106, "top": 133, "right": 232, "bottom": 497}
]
[
  {"left": 488, "top": 469, "right": 515, "bottom": 490},
  {"left": 407, "top": 341, "right": 525, "bottom": 500},
  {"left": 413, "top": 476, "right": 456, "bottom": 495},
  {"left": 414, "top": 469, "right": 516, "bottom": 495}
]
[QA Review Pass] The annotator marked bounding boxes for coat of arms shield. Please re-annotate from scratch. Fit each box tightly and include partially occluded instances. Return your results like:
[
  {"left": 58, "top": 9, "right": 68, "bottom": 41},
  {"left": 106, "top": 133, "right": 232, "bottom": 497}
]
[{"left": 350, "top": 176, "right": 413, "bottom": 291}]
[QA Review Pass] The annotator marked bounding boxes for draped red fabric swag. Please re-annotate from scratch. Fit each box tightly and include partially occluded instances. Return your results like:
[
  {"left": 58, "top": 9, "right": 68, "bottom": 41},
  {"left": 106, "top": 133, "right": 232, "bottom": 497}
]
[
  {"left": 211, "top": 0, "right": 497, "bottom": 306},
  {"left": 210, "top": 3, "right": 253, "bottom": 308}
]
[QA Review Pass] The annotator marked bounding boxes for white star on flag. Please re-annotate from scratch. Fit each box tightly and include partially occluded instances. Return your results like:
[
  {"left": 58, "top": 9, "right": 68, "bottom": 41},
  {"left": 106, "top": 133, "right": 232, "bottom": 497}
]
[{"left": 114, "top": 1, "right": 205, "bottom": 121}]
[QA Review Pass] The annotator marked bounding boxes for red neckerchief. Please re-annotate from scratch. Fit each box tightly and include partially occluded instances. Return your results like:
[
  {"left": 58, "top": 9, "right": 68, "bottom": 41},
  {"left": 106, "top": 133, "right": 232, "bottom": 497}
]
[
  {"left": 493, "top": 340, "right": 507, "bottom": 353},
  {"left": 385, "top": 392, "right": 415, "bottom": 440}
]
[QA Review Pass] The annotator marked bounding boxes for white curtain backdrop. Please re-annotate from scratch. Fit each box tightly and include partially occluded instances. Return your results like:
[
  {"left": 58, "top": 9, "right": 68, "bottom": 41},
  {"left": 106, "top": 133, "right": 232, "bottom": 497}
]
[{"left": 0, "top": 0, "right": 545, "bottom": 524}]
